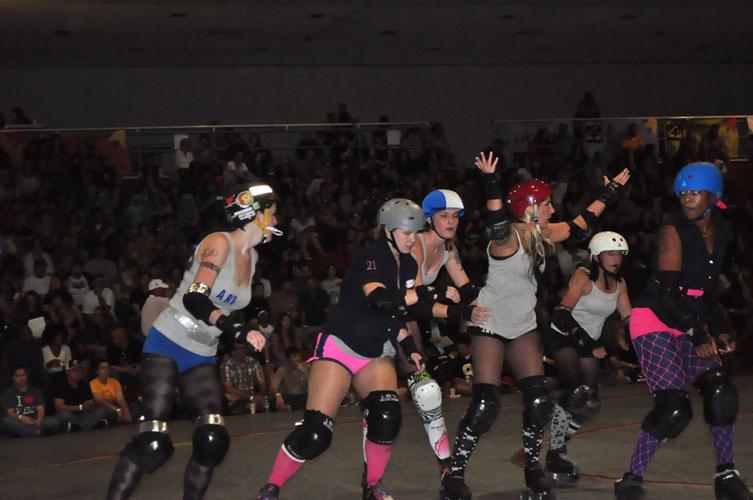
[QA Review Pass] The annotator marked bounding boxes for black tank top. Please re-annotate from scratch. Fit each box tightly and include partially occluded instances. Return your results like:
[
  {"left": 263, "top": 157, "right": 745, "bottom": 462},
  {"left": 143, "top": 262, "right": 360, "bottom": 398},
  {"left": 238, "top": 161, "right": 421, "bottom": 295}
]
[{"left": 637, "top": 208, "right": 728, "bottom": 329}]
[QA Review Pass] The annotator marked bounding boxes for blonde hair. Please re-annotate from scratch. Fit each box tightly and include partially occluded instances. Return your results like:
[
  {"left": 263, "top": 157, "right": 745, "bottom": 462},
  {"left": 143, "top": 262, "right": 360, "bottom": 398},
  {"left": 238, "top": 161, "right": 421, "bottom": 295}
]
[{"left": 522, "top": 205, "right": 554, "bottom": 270}]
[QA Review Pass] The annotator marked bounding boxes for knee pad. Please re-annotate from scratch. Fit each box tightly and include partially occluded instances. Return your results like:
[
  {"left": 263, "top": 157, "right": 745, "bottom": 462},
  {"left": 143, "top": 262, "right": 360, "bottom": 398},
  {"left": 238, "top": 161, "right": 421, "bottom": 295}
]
[
  {"left": 695, "top": 368, "right": 738, "bottom": 426},
  {"left": 460, "top": 383, "right": 499, "bottom": 435},
  {"left": 642, "top": 389, "right": 693, "bottom": 439},
  {"left": 283, "top": 409, "right": 334, "bottom": 461},
  {"left": 558, "top": 384, "right": 591, "bottom": 417},
  {"left": 124, "top": 421, "right": 174, "bottom": 474},
  {"left": 410, "top": 376, "right": 443, "bottom": 423},
  {"left": 364, "top": 391, "right": 402, "bottom": 445},
  {"left": 520, "top": 376, "right": 555, "bottom": 428},
  {"left": 191, "top": 415, "right": 230, "bottom": 467}
]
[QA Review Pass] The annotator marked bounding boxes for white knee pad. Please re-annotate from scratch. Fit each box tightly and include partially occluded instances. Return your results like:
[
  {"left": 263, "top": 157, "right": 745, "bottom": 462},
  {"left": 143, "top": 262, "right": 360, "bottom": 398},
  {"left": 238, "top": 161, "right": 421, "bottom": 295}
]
[{"left": 410, "top": 377, "right": 443, "bottom": 422}]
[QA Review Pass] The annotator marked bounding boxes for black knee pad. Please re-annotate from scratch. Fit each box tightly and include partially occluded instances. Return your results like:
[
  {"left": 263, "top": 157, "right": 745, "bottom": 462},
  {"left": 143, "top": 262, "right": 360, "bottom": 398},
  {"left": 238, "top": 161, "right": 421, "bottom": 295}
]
[
  {"left": 558, "top": 384, "right": 591, "bottom": 417},
  {"left": 519, "top": 376, "right": 554, "bottom": 427},
  {"left": 364, "top": 391, "right": 402, "bottom": 445},
  {"left": 192, "top": 421, "right": 230, "bottom": 467},
  {"left": 283, "top": 409, "right": 334, "bottom": 461},
  {"left": 642, "top": 389, "right": 693, "bottom": 439},
  {"left": 124, "top": 431, "right": 174, "bottom": 474},
  {"left": 460, "top": 383, "right": 500, "bottom": 435},
  {"left": 695, "top": 368, "right": 739, "bottom": 426}
]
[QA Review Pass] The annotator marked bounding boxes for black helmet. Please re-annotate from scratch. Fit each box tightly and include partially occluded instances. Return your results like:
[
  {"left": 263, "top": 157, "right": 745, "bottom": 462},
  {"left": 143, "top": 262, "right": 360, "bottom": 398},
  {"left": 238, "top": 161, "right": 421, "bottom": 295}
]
[{"left": 223, "top": 183, "right": 277, "bottom": 230}]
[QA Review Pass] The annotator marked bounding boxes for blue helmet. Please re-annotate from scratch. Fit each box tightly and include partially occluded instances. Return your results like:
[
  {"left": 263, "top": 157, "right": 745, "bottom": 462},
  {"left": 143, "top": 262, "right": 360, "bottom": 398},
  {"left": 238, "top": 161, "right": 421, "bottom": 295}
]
[
  {"left": 673, "top": 162, "right": 723, "bottom": 198},
  {"left": 421, "top": 189, "right": 465, "bottom": 218}
]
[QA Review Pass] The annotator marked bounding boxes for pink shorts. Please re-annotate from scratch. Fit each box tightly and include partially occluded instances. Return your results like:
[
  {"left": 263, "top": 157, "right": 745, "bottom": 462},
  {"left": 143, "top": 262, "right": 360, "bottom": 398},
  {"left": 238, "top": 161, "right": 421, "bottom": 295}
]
[
  {"left": 307, "top": 332, "right": 375, "bottom": 375},
  {"left": 630, "top": 307, "right": 683, "bottom": 340}
]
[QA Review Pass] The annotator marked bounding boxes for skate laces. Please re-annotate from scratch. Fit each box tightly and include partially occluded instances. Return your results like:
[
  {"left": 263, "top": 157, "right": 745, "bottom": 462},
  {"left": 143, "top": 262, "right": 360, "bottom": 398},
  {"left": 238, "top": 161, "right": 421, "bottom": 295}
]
[{"left": 716, "top": 468, "right": 741, "bottom": 479}]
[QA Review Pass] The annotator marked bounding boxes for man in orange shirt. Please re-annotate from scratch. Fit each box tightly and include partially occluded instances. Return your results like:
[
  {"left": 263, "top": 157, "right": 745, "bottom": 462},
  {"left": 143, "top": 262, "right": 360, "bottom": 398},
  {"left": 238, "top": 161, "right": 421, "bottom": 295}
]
[{"left": 90, "top": 361, "right": 133, "bottom": 424}]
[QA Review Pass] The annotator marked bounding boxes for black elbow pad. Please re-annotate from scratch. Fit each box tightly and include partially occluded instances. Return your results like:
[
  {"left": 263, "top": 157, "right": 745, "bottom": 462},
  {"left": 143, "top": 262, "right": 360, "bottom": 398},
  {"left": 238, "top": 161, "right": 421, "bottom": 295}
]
[
  {"left": 367, "top": 287, "right": 406, "bottom": 315},
  {"left": 551, "top": 306, "right": 580, "bottom": 335},
  {"left": 183, "top": 292, "right": 216, "bottom": 324},
  {"left": 486, "top": 208, "right": 512, "bottom": 241}
]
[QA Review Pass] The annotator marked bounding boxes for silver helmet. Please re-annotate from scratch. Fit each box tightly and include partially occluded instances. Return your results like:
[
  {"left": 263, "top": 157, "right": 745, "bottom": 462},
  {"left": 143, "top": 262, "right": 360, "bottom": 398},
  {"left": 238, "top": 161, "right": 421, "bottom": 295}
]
[{"left": 377, "top": 198, "right": 426, "bottom": 232}]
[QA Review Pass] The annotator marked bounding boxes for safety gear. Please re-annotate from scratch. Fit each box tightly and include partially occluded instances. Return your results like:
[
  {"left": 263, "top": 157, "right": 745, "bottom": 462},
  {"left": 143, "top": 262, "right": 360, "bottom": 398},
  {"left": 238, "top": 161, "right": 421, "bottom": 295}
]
[
  {"left": 506, "top": 179, "right": 552, "bottom": 221},
  {"left": 283, "top": 410, "right": 334, "bottom": 461},
  {"left": 642, "top": 389, "right": 693, "bottom": 439},
  {"left": 589, "top": 231, "right": 629, "bottom": 259},
  {"left": 674, "top": 162, "right": 723, "bottom": 198},
  {"left": 224, "top": 183, "right": 281, "bottom": 241},
  {"left": 695, "top": 368, "right": 739, "bottom": 427},
  {"left": 363, "top": 391, "right": 402, "bottom": 445},
  {"left": 422, "top": 189, "right": 465, "bottom": 217}
]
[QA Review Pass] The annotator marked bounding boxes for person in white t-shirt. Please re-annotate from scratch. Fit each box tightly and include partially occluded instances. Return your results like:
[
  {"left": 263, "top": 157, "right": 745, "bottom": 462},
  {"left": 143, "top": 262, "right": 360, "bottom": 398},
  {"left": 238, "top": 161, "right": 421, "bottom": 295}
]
[
  {"left": 23, "top": 240, "right": 53, "bottom": 278},
  {"left": 66, "top": 262, "right": 90, "bottom": 307},
  {"left": 175, "top": 138, "right": 194, "bottom": 170},
  {"left": 82, "top": 275, "right": 115, "bottom": 316},
  {"left": 140, "top": 278, "right": 172, "bottom": 337},
  {"left": 321, "top": 265, "right": 343, "bottom": 305},
  {"left": 42, "top": 327, "right": 72, "bottom": 375},
  {"left": 22, "top": 259, "right": 51, "bottom": 296},
  {"left": 223, "top": 151, "right": 251, "bottom": 186}
]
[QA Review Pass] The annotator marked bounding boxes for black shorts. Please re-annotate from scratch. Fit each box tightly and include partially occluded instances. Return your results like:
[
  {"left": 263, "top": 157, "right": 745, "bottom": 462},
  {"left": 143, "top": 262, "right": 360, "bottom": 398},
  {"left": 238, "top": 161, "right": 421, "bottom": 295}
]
[{"left": 542, "top": 327, "right": 595, "bottom": 358}]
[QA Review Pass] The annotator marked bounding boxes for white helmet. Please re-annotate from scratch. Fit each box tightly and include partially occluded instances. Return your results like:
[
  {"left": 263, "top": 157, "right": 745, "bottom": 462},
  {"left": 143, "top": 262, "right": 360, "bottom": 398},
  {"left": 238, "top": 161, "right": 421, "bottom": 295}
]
[{"left": 588, "top": 231, "right": 628, "bottom": 259}]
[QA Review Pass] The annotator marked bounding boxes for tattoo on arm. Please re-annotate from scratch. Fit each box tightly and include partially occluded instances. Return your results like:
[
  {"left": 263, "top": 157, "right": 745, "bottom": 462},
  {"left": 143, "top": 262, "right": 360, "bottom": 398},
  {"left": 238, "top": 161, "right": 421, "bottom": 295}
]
[
  {"left": 199, "top": 261, "right": 221, "bottom": 273},
  {"left": 201, "top": 248, "right": 219, "bottom": 258}
]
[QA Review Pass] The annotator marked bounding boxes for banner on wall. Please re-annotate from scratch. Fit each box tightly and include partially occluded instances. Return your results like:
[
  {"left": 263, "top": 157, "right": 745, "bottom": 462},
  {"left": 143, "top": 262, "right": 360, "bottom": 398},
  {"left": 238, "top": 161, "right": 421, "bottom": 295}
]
[
  {"left": 665, "top": 117, "right": 739, "bottom": 159},
  {"left": 583, "top": 118, "right": 658, "bottom": 157}
]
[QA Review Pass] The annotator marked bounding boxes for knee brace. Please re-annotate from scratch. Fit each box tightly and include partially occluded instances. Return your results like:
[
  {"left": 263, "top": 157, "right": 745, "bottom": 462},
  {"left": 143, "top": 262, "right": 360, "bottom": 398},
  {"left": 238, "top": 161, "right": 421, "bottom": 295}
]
[
  {"left": 410, "top": 376, "right": 443, "bottom": 423},
  {"left": 364, "top": 391, "right": 402, "bottom": 445},
  {"left": 124, "top": 420, "right": 174, "bottom": 473},
  {"left": 695, "top": 368, "right": 739, "bottom": 426},
  {"left": 642, "top": 389, "right": 693, "bottom": 439},
  {"left": 191, "top": 415, "right": 230, "bottom": 467},
  {"left": 460, "top": 383, "right": 500, "bottom": 435},
  {"left": 520, "top": 376, "right": 555, "bottom": 427},
  {"left": 283, "top": 409, "right": 334, "bottom": 461}
]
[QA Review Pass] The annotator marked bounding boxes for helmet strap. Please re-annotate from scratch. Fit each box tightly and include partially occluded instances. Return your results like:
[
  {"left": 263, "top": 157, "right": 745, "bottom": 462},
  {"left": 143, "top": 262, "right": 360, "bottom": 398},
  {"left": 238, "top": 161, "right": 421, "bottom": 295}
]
[
  {"left": 386, "top": 229, "right": 410, "bottom": 255},
  {"left": 429, "top": 216, "right": 449, "bottom": 241}
]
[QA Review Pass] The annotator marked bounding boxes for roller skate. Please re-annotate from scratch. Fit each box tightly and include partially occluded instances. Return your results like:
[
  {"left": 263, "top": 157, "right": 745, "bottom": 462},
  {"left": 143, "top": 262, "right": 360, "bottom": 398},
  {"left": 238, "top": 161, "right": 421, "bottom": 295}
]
[
  {"left": 715, "top": 468, "right": 753, "bottom": 500},
  {"left": 255, "top": 483, "right": 279, "bottom": 500},
  {"left": 521, "top": 463, "right": 556, "bottom": 499},
  {"left": 545, "top": 446, "right": 579, "bottom": 485},
  {"left": 614, "top": 472, "right": 645, "bottom": 500},
  {"left": 439, "top": 472, "right": 472, "bottom": 500},
  {"left": 363, "top": 481, "right": 394, "bottom": 500}
]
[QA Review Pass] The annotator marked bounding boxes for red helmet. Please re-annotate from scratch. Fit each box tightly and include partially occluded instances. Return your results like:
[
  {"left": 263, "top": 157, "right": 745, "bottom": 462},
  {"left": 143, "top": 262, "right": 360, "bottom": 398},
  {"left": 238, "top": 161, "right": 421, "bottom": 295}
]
[{"left": 506, "top": 179, "right": 553, "bottom": 220}]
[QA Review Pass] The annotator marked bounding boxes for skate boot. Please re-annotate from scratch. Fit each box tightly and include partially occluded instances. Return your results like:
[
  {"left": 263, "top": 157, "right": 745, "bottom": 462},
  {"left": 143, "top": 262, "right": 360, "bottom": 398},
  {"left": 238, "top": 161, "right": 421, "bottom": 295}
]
[
  {"left": 256, "top": 483, "right": 280, "bottom": 500},
  {"left": 545, "top": 446, "right": 579, "bottom": 485},
  {"left": 363, "top": 481, "right": 394, "bottom": 500},
  {"left": 439, "top": 472, "right": 472, "bottom": 500},
  {"left": 614, "top": 472, "right": 645, "bottom": 500},
  {"left": 521, "top": 463, "right": 556, "bottom": 499},
  {"left": 715, "top": 469, "right": 753, "bottom": 500}
]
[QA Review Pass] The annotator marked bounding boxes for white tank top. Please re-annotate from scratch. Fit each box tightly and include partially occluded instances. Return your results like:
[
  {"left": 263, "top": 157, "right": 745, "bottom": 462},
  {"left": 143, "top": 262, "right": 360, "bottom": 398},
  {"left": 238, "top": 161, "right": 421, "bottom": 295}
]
[
  {"left": 418, "top": 234, "right": 450, "bottom": 285},
  {"left": 152, "top": 233, "right": 254, "bottom": 356},
  {"left": 570, "top": 269, "right": 619, "bottom": 340},
  {"left": 472, "top": 228, "right": 541, "bottom": 339}
]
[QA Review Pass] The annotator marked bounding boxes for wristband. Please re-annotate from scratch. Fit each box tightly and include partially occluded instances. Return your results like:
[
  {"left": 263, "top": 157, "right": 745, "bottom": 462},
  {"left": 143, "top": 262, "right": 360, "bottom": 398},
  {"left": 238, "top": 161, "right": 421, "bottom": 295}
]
[{"left": 482, "top": 172, "right": 503, "bottom": 200}]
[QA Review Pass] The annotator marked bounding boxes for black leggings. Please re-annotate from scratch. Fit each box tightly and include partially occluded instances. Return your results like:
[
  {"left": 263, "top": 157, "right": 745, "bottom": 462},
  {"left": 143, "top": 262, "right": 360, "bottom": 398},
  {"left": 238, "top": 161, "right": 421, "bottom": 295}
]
[
  {"left": 550, "top": 346, "right": 601, "bottom": 388},
  {"left": 107, "top": 354, "right": 225, "bottom": 500}
]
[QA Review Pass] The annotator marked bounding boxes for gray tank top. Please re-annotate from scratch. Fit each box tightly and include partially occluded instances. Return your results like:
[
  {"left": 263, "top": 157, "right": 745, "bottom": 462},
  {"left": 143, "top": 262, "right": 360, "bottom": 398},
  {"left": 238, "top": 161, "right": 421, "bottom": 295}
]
[
  {"left": 418, "top": 234, "right": 450, "bottom": 285},
  {"left": 472, "top": 228, "right": 540, "bottom": 339},
  {"left": 152, "top": 233, "right": 254, "bottom": 356},
  {"left": 570, "top": 269, "right": 619, "bottom": 340}
]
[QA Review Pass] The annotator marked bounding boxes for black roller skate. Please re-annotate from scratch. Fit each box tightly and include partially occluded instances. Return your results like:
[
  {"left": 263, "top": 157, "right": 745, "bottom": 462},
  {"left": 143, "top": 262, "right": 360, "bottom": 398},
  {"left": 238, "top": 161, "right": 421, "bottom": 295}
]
[
  {"left": 363, "top": 481, "right": 394, "bottom": 500},
  {"left": 521, "top": 464, "right": 556, "bottom": 499},
  {"left": 439, "top": 472, "right": 472, "bottom": 500},
  {"left": 255, "top": 483, "right": 280, "bottom": 500},
  {"left": 545, "top": 446, "right": 579, "bottom": 485},
  {"left": 614, "top": 472, "right": 645, "bottom": 500},
  {"left": 715, "top": 469, "right": 753, "bottom": 500}
]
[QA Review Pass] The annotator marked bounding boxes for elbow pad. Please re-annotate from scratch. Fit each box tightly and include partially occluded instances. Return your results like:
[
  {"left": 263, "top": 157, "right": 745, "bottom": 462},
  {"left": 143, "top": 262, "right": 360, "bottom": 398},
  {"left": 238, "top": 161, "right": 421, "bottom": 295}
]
[
  {"left": 183, "top": 292, "right": 216, "bottom": 324},
  {"left": 367, "top": 287, "right": 406, "bottom": 316},
  {"left": 551, "top": 306, "right": 581, "bottom": 335},
  {"left": 486, "top": 208, "right": 512, "bottom": 241},
  {"left": 458, "top": 282, "right": 479, "bottom": 304},
  {"left": 566, "top": 219, "right": 592, "bottom": 242}
]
